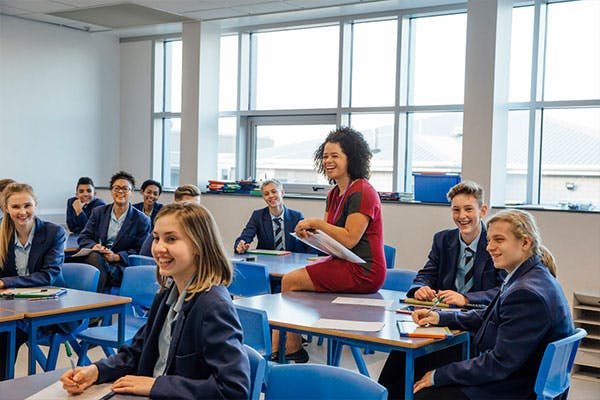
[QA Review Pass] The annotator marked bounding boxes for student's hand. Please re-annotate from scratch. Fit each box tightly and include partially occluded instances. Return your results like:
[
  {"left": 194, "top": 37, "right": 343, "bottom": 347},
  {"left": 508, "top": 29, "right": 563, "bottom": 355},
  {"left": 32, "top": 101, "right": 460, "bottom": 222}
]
[
  {"left": 436, "top": 289, "right": 468, "bottom": 306},
  {"left": 103, "top": 250, "right": 120, "bottom": 263},
  {"left": 236, "top": 240, "right": 250, "bottom": 254},
  {"left": 413, "top": 370, "right": 433, "bottom": 393},
  {"left": 111, "top": 375, "right": 155, "bottom": 396},
  {"left": 72, "top": 199, "right": 84, "bottom": 215},
  {"left": 92, "top": 243, "right": 108, "bottom": 251},
  {"left": 0, "top": 280, "right": 4, "bottom": 289},
  {"left": 414, "top": 286, "right": 437, "bottom": 301},
  {"left": 60, "top": 364, "right": 99, "bottom": 394},
  {"left": 412, "top": 308, "right": 440, "bottom": 326}
]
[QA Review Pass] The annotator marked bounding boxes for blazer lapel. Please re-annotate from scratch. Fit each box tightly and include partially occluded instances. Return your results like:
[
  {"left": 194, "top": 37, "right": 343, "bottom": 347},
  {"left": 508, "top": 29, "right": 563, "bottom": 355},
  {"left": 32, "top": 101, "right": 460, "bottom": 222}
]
[
  {"left": 26, "top": 218, "right": 44, "bottom": 274},
  {"left": 112, "top": 205, "right": 133, "bottom": 249},
  {"left": 474, "top": 289, "right": 501, "bottom": 347},
  {"left": 472, "top": 226, "right": 489, "bottom": 290},
  {"left": 262, "top": 208, "right": 275, "bottom": 247},
  {"left": 447, "top": 231, "right": 461, "bottom": 289},
  {"left": 164, "top": 300, "right": 191, "bottom": 373}
]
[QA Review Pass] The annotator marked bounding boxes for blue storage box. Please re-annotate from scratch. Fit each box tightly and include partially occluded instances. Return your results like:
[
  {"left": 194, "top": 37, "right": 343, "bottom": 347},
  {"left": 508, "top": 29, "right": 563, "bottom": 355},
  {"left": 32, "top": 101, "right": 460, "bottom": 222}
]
[{"left": 413, "top": 173, "right": 461, "bottom": 203}]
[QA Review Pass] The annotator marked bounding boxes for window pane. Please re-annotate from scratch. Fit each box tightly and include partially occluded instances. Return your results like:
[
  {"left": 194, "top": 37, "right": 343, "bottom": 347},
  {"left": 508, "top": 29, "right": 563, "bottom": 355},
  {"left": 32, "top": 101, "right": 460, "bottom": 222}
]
[
  {"left": 509, "top": 6, "right": 533, "bottom": 102},
  {"left": 255, "top": 26, "right": 339, "bottom": 109},
  {"left": 351, "top": 20, "right": 397, "bottom": 107},
  {"left": 540, "top": 108, "right": 600, "bottom": 208},
  {"left": 544, "top": 0, "right": 600, "bottom": 101},
  {"left": 161, "top": 118, "right": 180, "bottom": 188},
  {"left": 219, "top": 35, "right": 238, "bottom": 111},
  {"left": 218, "top": 117, "right": 237, "bottom": 180},
  {"left": 410, "top": 112, "right": 463, "bottom": 173},
  {"left": 349, "top": 113, "right": 394, "bottom": 191},
  {"left": 410, "top": 13, "right": 467, "bottom": 105},
  {"left": 506, "top": 110, "right": 529, "bottom": 205},
  {"left": 164, "top": 41, "right": 182, "bottom": 113},
  {"left": 256, "top": 124, "right": 335, "bottom": 184}
]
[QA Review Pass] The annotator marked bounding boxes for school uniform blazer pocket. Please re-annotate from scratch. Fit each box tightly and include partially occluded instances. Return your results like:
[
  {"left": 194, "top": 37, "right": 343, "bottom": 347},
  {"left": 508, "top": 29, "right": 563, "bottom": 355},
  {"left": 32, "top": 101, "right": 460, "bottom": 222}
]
[{"left": 174, "top": 352, "right": 202, "bottom": 376}]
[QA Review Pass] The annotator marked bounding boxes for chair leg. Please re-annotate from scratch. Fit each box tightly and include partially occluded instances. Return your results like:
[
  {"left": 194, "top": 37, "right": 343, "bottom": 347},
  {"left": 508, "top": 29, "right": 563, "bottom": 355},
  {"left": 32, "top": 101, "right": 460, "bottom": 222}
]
[
  {"left": 317, "top": 336, "right": 324, "bottom": 346},
  {"left": 45, "top": 335, "right": 63, "bottom": 371},
  {"left": 101, "top": 346, "right": 116, "bottom": 357},
  {"left": 350, "top": 346, "right": 370, "bottom": 377}
]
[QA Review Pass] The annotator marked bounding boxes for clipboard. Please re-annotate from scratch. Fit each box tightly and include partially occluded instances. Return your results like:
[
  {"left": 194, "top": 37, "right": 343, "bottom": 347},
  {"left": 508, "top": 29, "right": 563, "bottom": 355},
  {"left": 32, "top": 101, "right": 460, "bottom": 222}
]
[
  {"left": 0, "top": 287, "right": 67, "bottom": 298},
  {"left": 396, "top": 321, "right": 453, "bottom": 339},
  {"left": 246, "top": 249, "right": 291, "bottom": 256},
  {"left": 291, "top": 230, "right": 365, "bottom": 263}
]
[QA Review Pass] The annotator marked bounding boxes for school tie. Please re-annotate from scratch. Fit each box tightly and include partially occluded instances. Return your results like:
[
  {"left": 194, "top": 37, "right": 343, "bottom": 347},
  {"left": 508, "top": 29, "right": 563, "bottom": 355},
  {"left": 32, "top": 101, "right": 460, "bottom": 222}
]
[
  {"left": 273, "top": 217, "right": 284, "bottom": 250},
  {"left": 463, "top": 247, "right": 475, "bottom": 293}
]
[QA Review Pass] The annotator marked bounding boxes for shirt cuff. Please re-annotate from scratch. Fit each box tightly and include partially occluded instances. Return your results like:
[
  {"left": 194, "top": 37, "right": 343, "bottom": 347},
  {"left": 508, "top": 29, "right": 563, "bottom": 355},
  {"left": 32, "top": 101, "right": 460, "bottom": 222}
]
[{"left": 430, "top": 369, "right": 436, "bottom": 386}]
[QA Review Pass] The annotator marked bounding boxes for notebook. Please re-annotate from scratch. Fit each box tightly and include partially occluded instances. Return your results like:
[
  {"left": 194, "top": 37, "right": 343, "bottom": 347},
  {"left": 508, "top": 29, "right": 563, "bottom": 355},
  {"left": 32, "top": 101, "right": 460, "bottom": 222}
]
[
  {"left": 396, "top": 321, "right": 453, "bottom": 339},
  {"left": 0, "top": 287, "right": 67, "bottom": 298}
]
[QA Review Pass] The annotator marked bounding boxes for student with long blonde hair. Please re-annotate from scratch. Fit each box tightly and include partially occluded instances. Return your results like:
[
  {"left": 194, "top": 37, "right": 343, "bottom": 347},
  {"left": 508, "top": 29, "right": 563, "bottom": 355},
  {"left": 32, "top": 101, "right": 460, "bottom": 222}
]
[{"left": 61, "top": 203, "right": 250, "bottom": 399}]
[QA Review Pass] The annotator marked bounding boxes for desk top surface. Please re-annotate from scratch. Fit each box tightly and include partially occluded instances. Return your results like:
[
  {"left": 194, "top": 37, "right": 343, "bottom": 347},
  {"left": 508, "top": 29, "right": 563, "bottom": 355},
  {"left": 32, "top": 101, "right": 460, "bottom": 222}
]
[
  {"left": 228, "top": 251, "right": 319, "bottom": 277},
  {"left": 0, "top": 308, "right": 24, "bottom": 323},
  {"left": 234, "top": 290, "right": 462, "bottom": 349},
  {"left": 0, "top": 288, "right": 131, "bottom": 318},
  {"left": 65, "top": 233, "right": 79, "bottom": 252}
]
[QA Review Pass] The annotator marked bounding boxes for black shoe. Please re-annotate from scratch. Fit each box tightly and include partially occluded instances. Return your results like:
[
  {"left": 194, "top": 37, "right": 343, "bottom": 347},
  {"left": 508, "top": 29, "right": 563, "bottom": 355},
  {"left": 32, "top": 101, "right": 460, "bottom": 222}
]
[
  {"left": 269, "top": 352, "right": 280, "bottom": 362},
  {"left": 301, "top": 337, "right": 309, "bottom": 347},
  {"left": 285, "top": 348, "right": 309, "bottom": 363}
]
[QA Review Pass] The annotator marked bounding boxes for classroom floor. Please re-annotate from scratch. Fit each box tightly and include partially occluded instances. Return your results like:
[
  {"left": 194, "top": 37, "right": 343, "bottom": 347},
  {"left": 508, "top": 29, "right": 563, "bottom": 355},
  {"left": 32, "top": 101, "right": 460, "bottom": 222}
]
[{"left": 12, "top": 340, "right": 599, "bottom": 399}]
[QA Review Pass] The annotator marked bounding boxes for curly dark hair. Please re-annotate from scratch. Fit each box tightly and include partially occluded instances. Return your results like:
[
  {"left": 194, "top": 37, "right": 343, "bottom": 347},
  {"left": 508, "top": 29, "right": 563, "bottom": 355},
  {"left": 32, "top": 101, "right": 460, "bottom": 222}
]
[
  {"left": 110, "top": 171, "right": 136, "bottom": 190},
  {"left": 141, "top": 179, "right": 162, "bottom": 194},
  {"left": 313, "top": 126, "right": 372, "bottom": 183}
]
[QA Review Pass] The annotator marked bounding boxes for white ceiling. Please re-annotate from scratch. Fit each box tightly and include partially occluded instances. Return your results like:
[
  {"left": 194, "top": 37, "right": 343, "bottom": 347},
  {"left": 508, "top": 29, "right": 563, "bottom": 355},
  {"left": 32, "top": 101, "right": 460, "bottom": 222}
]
[{"left": 0, "top": 0, "right": 463, "bottom": 37}]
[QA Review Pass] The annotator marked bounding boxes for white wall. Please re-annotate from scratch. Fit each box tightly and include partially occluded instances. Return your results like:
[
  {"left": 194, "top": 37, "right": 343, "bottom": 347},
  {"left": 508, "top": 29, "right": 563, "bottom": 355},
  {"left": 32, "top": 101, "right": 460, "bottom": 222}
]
[{"left": 0, "top": 15, "right": 120, "bottom": 218}]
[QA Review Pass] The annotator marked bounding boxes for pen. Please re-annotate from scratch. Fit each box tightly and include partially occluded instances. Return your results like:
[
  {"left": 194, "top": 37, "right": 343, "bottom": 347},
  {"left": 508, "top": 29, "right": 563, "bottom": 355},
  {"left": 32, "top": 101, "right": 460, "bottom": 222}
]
[
  {"left": 64, "top": 341, "right": 79, "bottom": 387},
  {"left": 423, "top": 296, "right": 445, "bottom": 317},
  {"left": 395, "top": 309, "right": 412, "bottom": 315}
]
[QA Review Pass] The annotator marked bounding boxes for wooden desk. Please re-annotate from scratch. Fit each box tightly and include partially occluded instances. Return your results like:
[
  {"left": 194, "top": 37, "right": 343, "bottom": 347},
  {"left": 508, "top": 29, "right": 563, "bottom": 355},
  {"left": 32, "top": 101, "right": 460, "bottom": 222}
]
[
  {"left": 64, "top": 233, "right": 79, "bottom": 257},
  {"left": 0, "top": 309, "right": 24, "bottom": 379},
  {"left": 0, "top": 368, "right": 144, "bottom": 399},
  {"left": 228, "top": 251, "right": 318, "bottom": 277},
  {"left": 233, "top": 290, "right": 469, "bottom": 400},
  {"left": 0, "top": 288, "right": 131, "bottom": 375}
]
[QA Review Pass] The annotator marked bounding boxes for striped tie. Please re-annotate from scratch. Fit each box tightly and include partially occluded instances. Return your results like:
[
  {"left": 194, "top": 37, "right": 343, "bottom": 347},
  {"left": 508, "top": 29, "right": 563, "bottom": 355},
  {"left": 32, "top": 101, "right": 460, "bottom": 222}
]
[
  {"left": 463, "top": 247, "right": 475, "bottom": 293},
  {"left": 273, "top": 217, "right": 284, "bottom": 250}
]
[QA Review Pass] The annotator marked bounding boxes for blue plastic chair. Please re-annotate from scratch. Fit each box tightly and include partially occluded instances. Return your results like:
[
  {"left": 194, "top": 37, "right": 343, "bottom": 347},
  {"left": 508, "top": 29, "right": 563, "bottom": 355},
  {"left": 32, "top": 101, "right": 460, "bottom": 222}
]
[
  {"left": 235, "top": 304, "right": 272, "bottom": 359},
  {"left": 229, "top": 261, "right": 271, "bottom": 297},
  {"left": 33, "top": 263, "right": 100, "bottom": 371},
  {"left": 382, "top": 269, "right": 417, "bottom": 292},
  {"left": 76, "top": 265, "right": 159, "bottom": 364},
  {"left": 128, "top": 254, "right": 155, "bottom": 266},
  {"left": 245, "top": 344, "right": 267, "bottom": 400},
  {"left": 384, "top": 244, "right": 396, "bottom": 269},
  {"left": 534, "top": 328, "right": 587, "bottom": 400},
  {"left": 264, "top": 364, "right": 388, "bottom": 400}
]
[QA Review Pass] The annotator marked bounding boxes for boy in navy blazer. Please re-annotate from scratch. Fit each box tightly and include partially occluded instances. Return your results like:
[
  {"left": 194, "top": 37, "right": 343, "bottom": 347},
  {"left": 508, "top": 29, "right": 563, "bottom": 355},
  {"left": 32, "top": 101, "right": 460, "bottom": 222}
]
[
  {"left": 66, "top": 177, "right": 106, "bottom": 234},
  {"left": 234, "top": 179, "right": 308, "bottom": 254}
]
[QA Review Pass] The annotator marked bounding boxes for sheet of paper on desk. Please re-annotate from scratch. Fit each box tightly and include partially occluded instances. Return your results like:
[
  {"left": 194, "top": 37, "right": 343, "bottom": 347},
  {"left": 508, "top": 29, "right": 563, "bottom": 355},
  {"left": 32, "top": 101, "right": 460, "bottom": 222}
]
[
  {"left": 332, "top": 297, "right": 394, "bottom": 308},
  {"left": 25, "top": 381, "right": 112, "bottom": 400},
  {"left": 291, "top": 230, "right": 365, "bottom": 264},
  {"left": 313, "top": 318, "right": 384, "bottom": 332},
  {"left": 69, "top": 248, "right": 97, "bottom": 258}
]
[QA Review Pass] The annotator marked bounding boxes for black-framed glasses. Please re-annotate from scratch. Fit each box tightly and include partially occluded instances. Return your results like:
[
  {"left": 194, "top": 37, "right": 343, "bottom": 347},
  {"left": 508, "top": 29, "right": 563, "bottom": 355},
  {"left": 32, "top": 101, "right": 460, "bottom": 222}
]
[{"left": 111, "top": 186, "right": 132, "bottom": 193}]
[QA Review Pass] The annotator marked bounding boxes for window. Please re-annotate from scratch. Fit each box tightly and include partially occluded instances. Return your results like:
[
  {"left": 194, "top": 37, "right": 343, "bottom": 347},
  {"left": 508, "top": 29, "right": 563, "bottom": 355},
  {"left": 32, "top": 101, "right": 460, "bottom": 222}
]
[
  {"left": 153, "top": 39, "right": 182, "bottom": 189},
  {"left": 507, "top": 0, "right": 600, "bottom": 209}
]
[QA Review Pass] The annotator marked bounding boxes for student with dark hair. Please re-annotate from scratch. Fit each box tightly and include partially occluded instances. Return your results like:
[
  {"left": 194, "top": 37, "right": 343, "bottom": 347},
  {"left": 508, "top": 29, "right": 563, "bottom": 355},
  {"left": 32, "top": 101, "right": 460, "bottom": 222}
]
[
  {"left": 273, "top": 127, "right": 386, "bottom": 363},
  {"left": 66, "top": 177, "right": 106, "bottom": 234},
  {"left": 61, "top": 203, "right": 250, "bottom": 399},
  {"left": 0, "top": 183, "right": 66, "bottom": 380},
  {"left": 78, "top": 171, "right": 150, "bottom": 292},
  {"left": 133, "top": 179, "right": 163, "bottom": 226}
]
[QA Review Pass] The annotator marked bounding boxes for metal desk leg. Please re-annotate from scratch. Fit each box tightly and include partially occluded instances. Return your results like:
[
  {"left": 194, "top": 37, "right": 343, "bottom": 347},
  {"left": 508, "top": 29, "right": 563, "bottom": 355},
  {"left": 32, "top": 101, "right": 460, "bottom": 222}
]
[
  {"left": 405, "top": 348, "right": 415, "bottom": 400},
  {"left": 4, "top": 325, "right": 16, "bottom": 379}
]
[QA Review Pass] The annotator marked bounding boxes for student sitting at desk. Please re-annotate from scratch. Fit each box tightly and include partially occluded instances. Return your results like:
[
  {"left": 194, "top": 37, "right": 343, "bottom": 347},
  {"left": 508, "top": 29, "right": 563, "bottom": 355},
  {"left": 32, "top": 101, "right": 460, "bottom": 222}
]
[
  {"left": 0, "top": 183, "right": 66, "bottom": 380},
  {"left": 234, "top": 179, "right": 307, "bottom": 254},
  {"left": 65, "top": 177, "right": 106, "bottom": 234},
  {"left": 276, "top": 127, "right": 386, "bottom": 363},
  {"left": 133, "top": 179, "right": 163, "bottom": 227},
  {"left": 407, "top": 210, "right": 574, "bottom": 400},
  {"left": 139, "top": 184, "right": 202, "bottom": 257},
  {"left": 77, "top": 171, "right": 150, "bottom": 292},
  {"left": 60, "top": 203, "right": 250, "bottom": 399},
  {"left": 0, "top": 178, "right": 15, "bottom": 222}
]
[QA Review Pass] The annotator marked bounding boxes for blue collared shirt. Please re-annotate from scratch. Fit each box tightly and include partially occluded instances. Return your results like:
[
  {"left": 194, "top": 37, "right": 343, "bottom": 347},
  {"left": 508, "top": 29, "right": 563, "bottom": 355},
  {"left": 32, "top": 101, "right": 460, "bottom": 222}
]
[
  {"left": 106, "top": 205, "right": 128, "bottom": 248},
  {"left": 455, "top": 222, "right": 483, "bottom": 293},
  {"left": 14, "top": 224, "right": 36, "bottom": 277},
  {"left": 270, "top": 208, "right": 286, "bottom": 250}
]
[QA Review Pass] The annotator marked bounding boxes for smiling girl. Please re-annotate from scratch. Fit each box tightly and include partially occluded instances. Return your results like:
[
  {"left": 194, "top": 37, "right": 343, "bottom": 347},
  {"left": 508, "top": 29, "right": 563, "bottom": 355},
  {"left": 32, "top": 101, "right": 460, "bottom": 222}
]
[
  {"left": 133, "top": 179, "right": 163, "bottom": 227},
  {"left": 61, "top": 203, "right": 250, "bottom": 399}
]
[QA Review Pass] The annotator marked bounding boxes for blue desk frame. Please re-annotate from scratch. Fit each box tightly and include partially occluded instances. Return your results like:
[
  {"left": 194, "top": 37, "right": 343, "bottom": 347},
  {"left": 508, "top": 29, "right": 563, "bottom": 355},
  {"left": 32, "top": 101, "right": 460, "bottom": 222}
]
[{"left": 0, "top": 313, "right": 22, "bottom": 379}]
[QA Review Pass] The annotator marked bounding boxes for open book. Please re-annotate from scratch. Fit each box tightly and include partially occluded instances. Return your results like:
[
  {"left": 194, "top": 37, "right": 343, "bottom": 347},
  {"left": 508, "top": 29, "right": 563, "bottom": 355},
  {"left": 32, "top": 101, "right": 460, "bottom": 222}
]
[
  {"left": 396, "top": 321, "right": 453, "bottom": 339},
  {"left": 291, "top": 230, "right": 365, "bottom": 264},
  {"left": 0, "top": 287, "right": 67, "bottom": 298}
]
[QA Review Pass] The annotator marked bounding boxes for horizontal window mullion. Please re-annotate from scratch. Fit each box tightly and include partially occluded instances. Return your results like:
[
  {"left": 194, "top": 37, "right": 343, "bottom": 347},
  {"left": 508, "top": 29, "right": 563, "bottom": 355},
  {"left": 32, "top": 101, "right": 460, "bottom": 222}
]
[{"left": 152, "top": 112, "right": 181, "bottom": 119}]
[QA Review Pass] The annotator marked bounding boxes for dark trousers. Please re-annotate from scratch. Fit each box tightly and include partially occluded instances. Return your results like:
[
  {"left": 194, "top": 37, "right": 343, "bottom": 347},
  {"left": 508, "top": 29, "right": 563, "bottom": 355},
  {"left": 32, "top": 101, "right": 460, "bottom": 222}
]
[
  {"left": 81, "top": 252, "right": 123, "bottom": 292},
  {"left": 414, "top": 385, "right": 469, "bottom": 400},
  {"left": 378, "top": 344, "right": 464, "bottom": 400}
]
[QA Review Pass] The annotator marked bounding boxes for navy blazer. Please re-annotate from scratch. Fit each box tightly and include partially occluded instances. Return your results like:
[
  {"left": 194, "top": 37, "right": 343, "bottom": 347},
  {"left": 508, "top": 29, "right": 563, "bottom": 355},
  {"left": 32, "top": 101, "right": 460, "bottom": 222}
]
[
  {"left": 407, "top": 226, "right": 505, "bottom": 304},
  {"left": 435, "top": 256, "right": 574, "bottom": 399},
  {"left": 66, "top": 197, "right": 106, "bottom": 234},
  {"left": 78, "top": 204, "right": 151, "bottom": 266},
  {"left": 95, "top": 284, "right": 250, "bottom": 400},
  {"left": 133, "top": 202, "right": 163, "bottom": 226},
  {"left": 234, "top": 206, "right": 308, "bottom": 253},
  {"left": 0, "top": 217, "right": 65, "bottom": 287}
]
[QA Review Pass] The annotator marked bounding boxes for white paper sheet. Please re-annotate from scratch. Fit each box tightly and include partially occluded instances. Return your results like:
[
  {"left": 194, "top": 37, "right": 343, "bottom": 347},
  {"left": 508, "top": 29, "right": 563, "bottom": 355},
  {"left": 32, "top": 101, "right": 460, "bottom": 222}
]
[
  {"left": 69, "top": 248, "right": 97, "bottom": 258},
  {"left": 312, "top": 318, "right": 384, "bottom": 332},
  {"left": 291, "top": 230, "right": 365, "bottom": 263},
  {"left": 332, "top": 297, "right": 393, "bottom": 308},
  {"left": 25, "top": 381, "right": 113, "bottom": 400}
]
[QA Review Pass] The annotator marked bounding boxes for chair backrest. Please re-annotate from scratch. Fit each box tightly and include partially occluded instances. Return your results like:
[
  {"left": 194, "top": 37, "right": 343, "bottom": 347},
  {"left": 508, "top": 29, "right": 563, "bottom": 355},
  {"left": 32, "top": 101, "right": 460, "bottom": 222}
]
[
  {"left": 245, "top": 344, "right": 267, "bottom": 400},
  {"left": 235, "top": 304, "right": 272, "bottom": 358},
  {"left": 534, "top": 328, "right": 587, "bottom": 400},
  {"left": 128, "top": 254, "right": 156, "bottom": 266},
  {"left": 382, "top": 269, "right": 417, "bottom": 292},
  {"left": 120, "top": 265, "right": 160, "bottom": 311},
  {"left": 229, "top": 261, "right": 271, "bottom": 297},
  {"left": 384, "top": 244, "right": 396, "bottom": 269},
  {"left": 58, "top": 262, "right": 100, "bottom": 292},
  {"left": 265, "top": 364, "right": 388, "bottom": 400}
]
